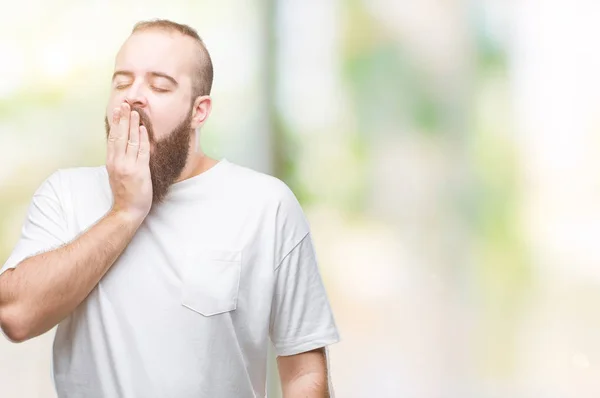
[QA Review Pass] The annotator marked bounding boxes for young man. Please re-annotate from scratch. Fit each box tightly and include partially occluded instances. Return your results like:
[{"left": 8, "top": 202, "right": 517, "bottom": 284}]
[{"left": 0, "top": 19, "right": 339, "bottom": 398}]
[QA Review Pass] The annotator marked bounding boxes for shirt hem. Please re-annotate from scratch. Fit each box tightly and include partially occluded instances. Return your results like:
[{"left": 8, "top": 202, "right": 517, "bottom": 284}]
[{"left": 274, "top": 330, "right": 341, "bottom": 357}]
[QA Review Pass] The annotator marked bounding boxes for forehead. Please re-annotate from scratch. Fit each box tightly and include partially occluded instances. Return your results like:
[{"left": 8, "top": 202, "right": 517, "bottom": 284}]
[{"left": 115, "top": 29, "right": 196, "bottom": 77}]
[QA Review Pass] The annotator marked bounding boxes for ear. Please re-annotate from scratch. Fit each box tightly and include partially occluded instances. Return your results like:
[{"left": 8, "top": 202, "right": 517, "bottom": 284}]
[{"left": 190, "top": 95, "right": 212, "bottom": 129}]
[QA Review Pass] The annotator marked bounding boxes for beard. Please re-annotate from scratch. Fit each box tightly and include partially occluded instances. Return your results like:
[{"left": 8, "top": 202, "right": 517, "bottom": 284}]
[{"left": 105, "top": 106, "right": 193, "bottom": 205}]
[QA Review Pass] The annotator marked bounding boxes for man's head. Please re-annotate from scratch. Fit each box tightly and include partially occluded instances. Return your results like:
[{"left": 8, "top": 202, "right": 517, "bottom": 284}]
[{"left": 105, "top": 19, "right": 213, "bottom": 203}]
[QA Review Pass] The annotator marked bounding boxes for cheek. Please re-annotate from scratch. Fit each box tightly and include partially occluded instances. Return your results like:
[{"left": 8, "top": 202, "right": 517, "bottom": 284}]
[
  {"left": 150, "top": 113, "right": 179, "bottom": 138},
  {"left": 105, "top": 104, "right": 113, "bottom": 121}
]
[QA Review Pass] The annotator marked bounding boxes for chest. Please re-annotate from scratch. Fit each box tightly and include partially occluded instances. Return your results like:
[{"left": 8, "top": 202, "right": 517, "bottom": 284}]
[{"left": 68, "top": 190, "right": 277, "bottom": 320}]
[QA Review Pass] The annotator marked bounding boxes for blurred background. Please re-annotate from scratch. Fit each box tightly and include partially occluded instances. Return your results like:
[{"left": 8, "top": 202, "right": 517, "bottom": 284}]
[{"left": 2, "top": 0, "right": 600, "bottom": 397}]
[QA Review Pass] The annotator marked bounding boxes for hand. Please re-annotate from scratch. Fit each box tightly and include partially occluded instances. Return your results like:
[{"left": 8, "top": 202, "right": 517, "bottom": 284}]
[{"left": 106, "top": 103, "right": 152, "bottom": 223}]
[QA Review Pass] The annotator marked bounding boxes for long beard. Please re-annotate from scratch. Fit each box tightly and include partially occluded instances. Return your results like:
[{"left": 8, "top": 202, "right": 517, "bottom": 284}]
[{"left": 104, "top": 107, "right": 193, "bottom": 205}]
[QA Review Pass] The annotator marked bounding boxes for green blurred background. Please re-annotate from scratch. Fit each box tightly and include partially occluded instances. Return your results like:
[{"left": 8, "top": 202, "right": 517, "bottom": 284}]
[{"left": 3, "top": 0, "right": 600, "bottom": 397}]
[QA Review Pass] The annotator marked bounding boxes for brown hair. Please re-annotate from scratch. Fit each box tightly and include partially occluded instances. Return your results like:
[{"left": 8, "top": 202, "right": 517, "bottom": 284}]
[{"left": 132, "top": 19, "right": 214, "bottom": 97}]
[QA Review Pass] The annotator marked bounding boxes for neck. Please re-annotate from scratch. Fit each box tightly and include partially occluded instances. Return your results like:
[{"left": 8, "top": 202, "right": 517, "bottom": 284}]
[{"left": 175, "top": 138, "right": 219, "bottom": 183}]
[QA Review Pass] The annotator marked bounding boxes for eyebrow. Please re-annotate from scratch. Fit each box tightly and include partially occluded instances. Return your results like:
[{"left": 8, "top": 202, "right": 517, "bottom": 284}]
[{"left": 112, "top": 70, "right": 179, "bottom": 87}]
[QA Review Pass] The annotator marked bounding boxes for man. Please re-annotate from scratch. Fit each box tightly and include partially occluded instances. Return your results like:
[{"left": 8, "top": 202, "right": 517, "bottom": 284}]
[{"left": 0, "top": 19, "right": 339, "bottom": 398}]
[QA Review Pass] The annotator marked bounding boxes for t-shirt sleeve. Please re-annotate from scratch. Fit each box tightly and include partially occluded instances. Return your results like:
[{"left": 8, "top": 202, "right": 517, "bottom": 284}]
[
  {"left": 1, "top": 171, "right": 69, "bottom": 276},
  {"left": 269, "top": 230, "right": 340, "bottom": 356}
]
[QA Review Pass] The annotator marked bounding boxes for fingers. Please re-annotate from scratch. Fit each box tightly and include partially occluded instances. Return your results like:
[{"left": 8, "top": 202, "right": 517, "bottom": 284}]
[
  {"left": 107, "top": 103, "right": 149, "bottom": 167},
  {"left": 114, "top": 103, "right": 130, "bottom": 158},
  {"left": 125, "top": 111, "right": 140, "bottom": 164},
  {"left": 138, "top": 125, "right": 150, "bottom": 164},
  {"left": 106, "top": 107, "right": 121, "bottom": 164}
]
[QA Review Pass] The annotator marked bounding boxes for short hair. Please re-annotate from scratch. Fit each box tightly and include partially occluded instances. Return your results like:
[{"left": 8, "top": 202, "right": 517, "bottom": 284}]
[{"left": 132, "top": 19, "right": 213, "bottom": 97}]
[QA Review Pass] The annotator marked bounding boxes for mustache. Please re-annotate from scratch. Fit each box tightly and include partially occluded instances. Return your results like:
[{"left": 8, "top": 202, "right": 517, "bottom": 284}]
[{"left": 104, "top": 106, "right": 155, "bottom": 143}]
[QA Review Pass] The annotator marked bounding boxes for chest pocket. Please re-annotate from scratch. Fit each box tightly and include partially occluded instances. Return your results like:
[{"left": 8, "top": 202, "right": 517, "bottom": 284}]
[{"left": 181, "top": 249, "right": 242, "bottom": 316}]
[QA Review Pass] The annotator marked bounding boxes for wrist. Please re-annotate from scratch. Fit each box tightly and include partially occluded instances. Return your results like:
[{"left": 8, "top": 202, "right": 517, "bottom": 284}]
[{"left": 107, "top": 208, "right": 147, "bottom": 228}]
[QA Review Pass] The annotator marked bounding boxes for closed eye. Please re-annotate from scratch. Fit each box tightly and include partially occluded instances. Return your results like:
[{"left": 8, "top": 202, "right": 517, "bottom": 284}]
[{"left": 151, "top": 86, "right": 169, "bottom": 93}]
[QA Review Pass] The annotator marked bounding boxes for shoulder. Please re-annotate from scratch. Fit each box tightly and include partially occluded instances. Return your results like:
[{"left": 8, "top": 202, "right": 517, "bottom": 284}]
[
  {"left": 224, "top": 161, "right": 299, "bottom": 206},
  {"left": 224, "top": 161, "right": 310, "bottom": 240},
  {"left": 33, "top": 166, "right": 103, "bottom": 191},
  {"left": 35, "top": 166, "right": 108, "bottom": 202},
  {"left": 223, "top": 159, "right": 302, "bottom": 213},
  {"left": 50, "top": 166, "right": 108, "bottom": 191}
]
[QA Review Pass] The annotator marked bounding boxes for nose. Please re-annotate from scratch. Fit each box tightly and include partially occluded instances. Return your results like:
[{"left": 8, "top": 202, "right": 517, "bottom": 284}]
[{"left": 124, "top": 83, "right": 148, "bottom": 109}]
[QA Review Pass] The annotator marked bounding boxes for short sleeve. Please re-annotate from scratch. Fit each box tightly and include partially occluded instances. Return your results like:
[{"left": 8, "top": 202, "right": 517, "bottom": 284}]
[
  {"left": 269, "top": 232, "right": 340, "bottom": 356},
  {"left": 1, "top": 171, "right": 69, "bottom": 276}
]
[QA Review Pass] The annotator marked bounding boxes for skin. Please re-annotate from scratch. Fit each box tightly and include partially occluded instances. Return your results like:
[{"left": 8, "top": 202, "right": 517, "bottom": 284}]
[
  {"left": 278, "top": 348, "right": 331, "bottom": 398},
  {"left": 0, "top": 27, "right": 329, "bottom": 397}
]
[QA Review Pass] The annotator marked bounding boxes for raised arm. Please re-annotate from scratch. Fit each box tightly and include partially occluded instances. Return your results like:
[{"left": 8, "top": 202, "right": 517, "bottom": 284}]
[{"left": 0, "top": 103, "right": 152, "bottom": 342}]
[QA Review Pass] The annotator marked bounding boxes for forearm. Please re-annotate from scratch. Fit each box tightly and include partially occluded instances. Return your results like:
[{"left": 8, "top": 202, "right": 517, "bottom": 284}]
[
  {"left": 282, "top": 371, "right": 329, "bottom": 398},
  {"left": 0, "top": 210, "right": 142, "bottom": 341}
]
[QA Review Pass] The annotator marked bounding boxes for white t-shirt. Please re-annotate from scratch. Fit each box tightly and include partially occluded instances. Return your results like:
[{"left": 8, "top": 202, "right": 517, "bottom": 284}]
[{"left": 1, "top": 159, "right": 340, "bottom": 398}]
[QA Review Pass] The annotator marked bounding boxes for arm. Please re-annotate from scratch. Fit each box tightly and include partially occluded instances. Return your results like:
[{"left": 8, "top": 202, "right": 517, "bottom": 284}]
[
  {"left": 268, "top": 184, "right": 340, "bottom": 396},
  {"left": 0, "top": 210, "right": 142, "bottom": 342},
  {"left": 268, "top": 225, "right": 339, "bottom": 397},
  {"left": 0, "top": 103, "right": 152, "bottom": 343},
  {"left": 278, "top": 348, "right": 330, "bottom": 398}
]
